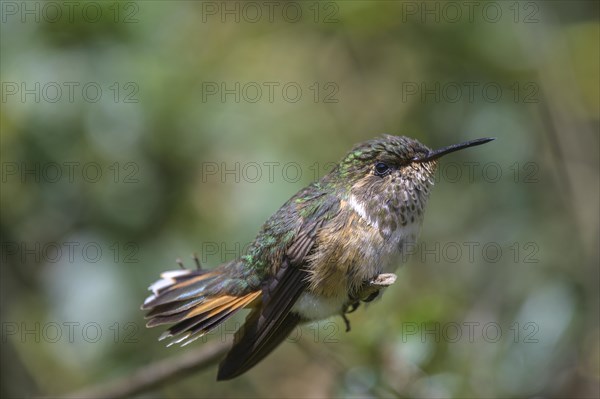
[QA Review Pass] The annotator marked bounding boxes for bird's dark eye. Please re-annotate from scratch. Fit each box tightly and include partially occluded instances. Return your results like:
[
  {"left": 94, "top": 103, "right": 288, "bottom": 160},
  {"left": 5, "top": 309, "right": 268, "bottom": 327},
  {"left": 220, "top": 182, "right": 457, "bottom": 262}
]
[{"left": 374, "top": 162, "right": 390, "bottom": 176}]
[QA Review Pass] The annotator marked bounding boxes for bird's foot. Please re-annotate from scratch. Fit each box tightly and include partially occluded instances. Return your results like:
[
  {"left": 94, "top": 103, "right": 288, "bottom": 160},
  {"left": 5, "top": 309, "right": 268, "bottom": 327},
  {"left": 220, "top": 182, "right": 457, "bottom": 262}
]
[
  {"left": 340, "top": 273, "right": 397, "bottom": 332},
  {"left": 341, "top": 312, "right": 351, "bottom": 332},
  {"left": 340, "top": 301, "right": 360, "bottom": 332},
  {"left": 358, "top": 273, "right": 397, "bottom": 301}
]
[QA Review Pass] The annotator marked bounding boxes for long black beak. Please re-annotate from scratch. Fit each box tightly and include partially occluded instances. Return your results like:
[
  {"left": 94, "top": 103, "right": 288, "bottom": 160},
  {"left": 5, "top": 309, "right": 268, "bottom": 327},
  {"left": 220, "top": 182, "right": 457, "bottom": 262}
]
[{"left": 413, "top": 137, "right": 495, "bottom": 162}]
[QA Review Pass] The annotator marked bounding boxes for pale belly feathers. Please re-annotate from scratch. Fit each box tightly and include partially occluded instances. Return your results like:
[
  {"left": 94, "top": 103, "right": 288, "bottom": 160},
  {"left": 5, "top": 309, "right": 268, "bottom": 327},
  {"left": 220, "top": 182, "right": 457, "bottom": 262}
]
[{"left": 292, "top": 194, "right": 421, "bottom": 321}]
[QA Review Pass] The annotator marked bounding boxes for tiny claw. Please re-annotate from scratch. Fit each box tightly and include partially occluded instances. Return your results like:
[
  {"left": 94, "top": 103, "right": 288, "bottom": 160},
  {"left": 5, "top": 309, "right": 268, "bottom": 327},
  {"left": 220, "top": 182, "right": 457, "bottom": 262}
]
[
  {"left": 362, "top": 290, "right": 379, "bottom": 303},
  {"left": 340, "top": 301, "right": 359, "bottom": 332},
  {"left": 192, "top": 253, "right": 202, "bottom": 270},
  {"left": 345, "top": 301, "right": 360, "bottom": 314},
  {"left": 341, "top": 313, "right": 351, "bottom": 332},
  {"left": 176, "top": 258, "right": 185, "bottom": 270}
]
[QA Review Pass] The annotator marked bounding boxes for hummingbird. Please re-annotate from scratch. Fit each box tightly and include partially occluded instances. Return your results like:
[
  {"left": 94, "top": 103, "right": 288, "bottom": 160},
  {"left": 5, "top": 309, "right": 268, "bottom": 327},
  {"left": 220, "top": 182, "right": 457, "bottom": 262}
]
[{"left": 141, "top": 135, "right": 494, "bottom": 380}]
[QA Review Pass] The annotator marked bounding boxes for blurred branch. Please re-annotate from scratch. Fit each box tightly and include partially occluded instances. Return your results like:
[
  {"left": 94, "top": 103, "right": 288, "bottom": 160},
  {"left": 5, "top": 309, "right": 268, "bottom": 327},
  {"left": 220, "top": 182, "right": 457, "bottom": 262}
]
[{"left": 64, "top": 340, "right": 230, "bottom": 399}]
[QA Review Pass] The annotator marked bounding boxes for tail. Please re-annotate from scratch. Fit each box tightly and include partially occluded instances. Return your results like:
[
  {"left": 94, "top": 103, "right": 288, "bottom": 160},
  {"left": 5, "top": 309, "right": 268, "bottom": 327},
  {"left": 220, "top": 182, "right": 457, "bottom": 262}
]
[{"left": 141, "top": 264, "right": 261, "bottom": 347}]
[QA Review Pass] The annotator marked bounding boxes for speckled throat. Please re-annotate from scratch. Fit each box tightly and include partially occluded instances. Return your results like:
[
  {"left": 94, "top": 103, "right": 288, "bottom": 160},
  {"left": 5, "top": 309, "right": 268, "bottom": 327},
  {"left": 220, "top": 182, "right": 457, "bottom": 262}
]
[{"left": 349, "top": 160, "right": 438, "bottom": 240}]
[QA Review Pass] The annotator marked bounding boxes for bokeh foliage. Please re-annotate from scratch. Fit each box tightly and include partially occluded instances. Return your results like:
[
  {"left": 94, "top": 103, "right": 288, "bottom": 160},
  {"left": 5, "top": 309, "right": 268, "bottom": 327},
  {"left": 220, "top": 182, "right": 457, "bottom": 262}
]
[{"left": 1, "top": 1, "right": 598, "bottom": 398}]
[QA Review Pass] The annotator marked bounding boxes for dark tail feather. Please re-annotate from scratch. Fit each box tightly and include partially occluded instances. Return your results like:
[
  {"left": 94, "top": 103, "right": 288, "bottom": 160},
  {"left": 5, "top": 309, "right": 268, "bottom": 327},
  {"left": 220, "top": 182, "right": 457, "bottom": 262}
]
[
  {"left": 217, "top": 310, "right": 301, "bottom": 380},
  {"left": 142, "top": 269, "right": 260, "bottom": 347},
  {"left": 142, "top": 269, "right": 218, "bottom": 309}
]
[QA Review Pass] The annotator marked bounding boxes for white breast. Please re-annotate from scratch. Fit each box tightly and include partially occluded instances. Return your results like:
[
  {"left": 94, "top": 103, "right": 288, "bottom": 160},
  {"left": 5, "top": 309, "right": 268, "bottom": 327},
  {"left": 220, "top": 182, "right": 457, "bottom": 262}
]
[
  {"left": 292, "top": 291, "right": 347, "bottom": 321},
  {"left": 348, "top": 194, "right": 421, "bottom": 270},
  {"left": 291, "top": 197, "right": 422, "bottom": 322}
]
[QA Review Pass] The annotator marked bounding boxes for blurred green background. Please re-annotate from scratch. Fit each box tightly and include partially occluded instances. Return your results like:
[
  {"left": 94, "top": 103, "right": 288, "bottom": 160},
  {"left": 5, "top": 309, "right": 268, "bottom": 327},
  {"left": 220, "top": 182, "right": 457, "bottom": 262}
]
[{"left": 1, "top": 1, "right": 598, "bottom": 398}]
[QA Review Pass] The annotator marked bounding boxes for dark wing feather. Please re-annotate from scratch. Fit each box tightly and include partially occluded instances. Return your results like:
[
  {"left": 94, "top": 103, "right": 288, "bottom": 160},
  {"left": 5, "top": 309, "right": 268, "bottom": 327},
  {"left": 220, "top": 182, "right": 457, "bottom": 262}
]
[
  {"left": 217, "top": 258, "right": 305, "bottom": 380},
  {"left": 218, "top": 193, "right": 338, "bottom": 380}
]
